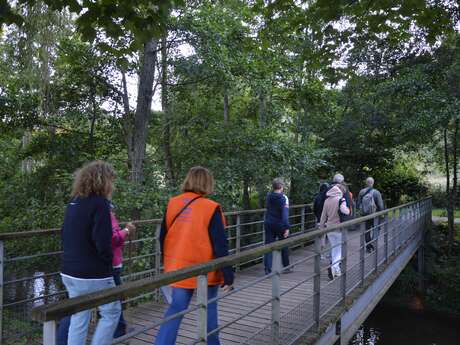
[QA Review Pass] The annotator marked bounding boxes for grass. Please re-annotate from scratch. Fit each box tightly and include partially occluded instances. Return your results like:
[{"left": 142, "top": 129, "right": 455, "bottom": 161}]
[{"left": 432, "top": 208, "right": 460, "bottom": 218}]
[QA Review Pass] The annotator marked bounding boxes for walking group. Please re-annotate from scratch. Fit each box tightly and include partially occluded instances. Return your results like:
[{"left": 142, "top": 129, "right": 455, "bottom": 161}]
[
  {"left": 56, "top": 161, "right": 383, "bottom": 345},
  {"left": 313, "top": 174, "right": 384, "bottom": 279}
]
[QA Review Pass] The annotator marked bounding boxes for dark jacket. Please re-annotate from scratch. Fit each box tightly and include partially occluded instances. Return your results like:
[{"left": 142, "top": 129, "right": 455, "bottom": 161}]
[
  {"left": 61, "top": 195, "right": 113, "bottom": 279},
  {"left": 313, "top": 183, "right": 329, "bottom": 222},
  {"left": 264, "top": 192, "right": 290, "bottom": 235}
]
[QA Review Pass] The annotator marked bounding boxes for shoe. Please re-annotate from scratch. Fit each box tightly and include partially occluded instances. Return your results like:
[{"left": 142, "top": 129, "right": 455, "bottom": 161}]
[
  {"left": 282, "top": 268, "right": 293, "bottom": 274},
  {"left": 126, "top": 327, "right": 136, "bottom": 334},
  {"left": 366, "top": 244, "right": 374, "bottom": 253}
]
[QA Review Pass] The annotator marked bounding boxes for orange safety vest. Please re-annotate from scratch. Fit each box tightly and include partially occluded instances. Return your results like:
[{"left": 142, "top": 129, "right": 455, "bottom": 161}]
[{"left": 163, "top": 192, "right": 226, "bottom": 288}]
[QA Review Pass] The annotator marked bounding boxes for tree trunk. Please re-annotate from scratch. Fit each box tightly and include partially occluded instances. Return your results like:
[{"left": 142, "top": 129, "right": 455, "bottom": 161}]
[
  {"left": 130, "top": 38, "right": 158, "bottom": 185},
  {"left": 161, "top": 33, "right": 175, "bottom": 186},
  {"left": 89, "top": 83, "right": 97, "bottom": 156},
  {"left": 257, "top": 90, "right": 266, "bottom": 207},
  {"left": 121, "top": 71, "right": 134, "bottom": 169},
  {"left": 21, "top": 131, "right": 33, "bottom": 173},
  {"left": 448, "top": 120, "right": 459, "bottom": 254},
  {"left": 258, "top": 90, "right": 265, "bottom": 127},
  {"left": 242, "top": 179, "right": 250, "bottom": 210},
  {"left": 223, "top": 83, "right": 229, "bottom": 124},
  {"left": 444, "top": 128, "right": 454, "bottom": 253}
]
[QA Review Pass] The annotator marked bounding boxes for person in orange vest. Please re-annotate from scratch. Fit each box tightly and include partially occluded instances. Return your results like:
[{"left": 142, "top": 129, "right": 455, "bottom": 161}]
[{"left": 155, "top": 166, "right": 234, "bottom": 345}]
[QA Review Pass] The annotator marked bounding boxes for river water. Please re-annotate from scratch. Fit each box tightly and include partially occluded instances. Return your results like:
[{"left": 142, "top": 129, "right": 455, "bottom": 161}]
[{"left": 349, "top": 302, "right": 460, "bottom": 345}]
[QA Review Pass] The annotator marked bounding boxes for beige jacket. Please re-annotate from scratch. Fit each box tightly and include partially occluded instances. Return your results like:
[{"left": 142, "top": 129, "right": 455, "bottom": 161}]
[{"left": 319, "top": 185, "right": 350, "bottom": 228}]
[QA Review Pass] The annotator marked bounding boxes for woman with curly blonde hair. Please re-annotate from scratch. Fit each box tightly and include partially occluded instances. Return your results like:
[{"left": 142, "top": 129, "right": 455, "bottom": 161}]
[{"left": 60, "top": 161, "right": 121, "bottom": 345}]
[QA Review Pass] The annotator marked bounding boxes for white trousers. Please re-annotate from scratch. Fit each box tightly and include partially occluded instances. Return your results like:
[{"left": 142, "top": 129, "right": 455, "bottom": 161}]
[{"left": 327, "top": 231, "right": 342, "bottom": 276}]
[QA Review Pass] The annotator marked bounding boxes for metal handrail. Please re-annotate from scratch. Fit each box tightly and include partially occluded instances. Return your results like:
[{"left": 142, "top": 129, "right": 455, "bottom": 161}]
[
  {"left": 0, "top": 203, "right": 311, "bottom": 241},
  {"left": 31, "top": 197, "right": 429, "bottom": 323},
  {"left": 0, "top": 203, "right": 317, "bottom": 344}
]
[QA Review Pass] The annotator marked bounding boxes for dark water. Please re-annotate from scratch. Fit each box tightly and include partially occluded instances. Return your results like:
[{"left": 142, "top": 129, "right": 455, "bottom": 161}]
[{"left": 350, "top": 303, "right": 460, "bottom": 345}]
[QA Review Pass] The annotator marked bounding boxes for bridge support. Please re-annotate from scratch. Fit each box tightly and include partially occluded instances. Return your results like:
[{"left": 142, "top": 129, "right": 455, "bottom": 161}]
[
  {"left": 417, "top": 245, "right": 424, "bottom": 293},
  {"left": 314, "top": 230, "right": 422, "bottom": 345}
]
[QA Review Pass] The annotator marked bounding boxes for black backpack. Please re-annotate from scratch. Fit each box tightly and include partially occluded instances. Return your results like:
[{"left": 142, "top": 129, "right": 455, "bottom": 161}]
[{"left": 338, "top": 197, "right": 353, "bottom": 223}]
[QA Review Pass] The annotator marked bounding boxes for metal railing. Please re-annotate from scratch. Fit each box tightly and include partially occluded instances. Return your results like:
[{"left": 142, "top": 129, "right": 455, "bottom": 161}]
[
  {"left": 30, "top": 198, "right": 431, "bottom": 345},
  {"left": 0, "top": 204, "right": 315, "bottom": 344}
]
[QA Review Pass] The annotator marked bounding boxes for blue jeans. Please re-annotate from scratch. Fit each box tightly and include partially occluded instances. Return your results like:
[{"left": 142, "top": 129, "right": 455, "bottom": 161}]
[
  {"left": 264, "top": 223, "right": 290, "bottom": 274},
  {"left": 61, "top": 275, "right": 121, "bottom": 345},
  {"left": 154, "top": 286, "right": 220, "bottom": 345}
]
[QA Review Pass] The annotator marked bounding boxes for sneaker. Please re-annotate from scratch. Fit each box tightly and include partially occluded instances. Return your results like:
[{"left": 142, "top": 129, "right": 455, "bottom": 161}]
[
  {"left": 366, "top": 244, "right": 374, "bottom": 253},
  {"left": 282, "top": 268, "right": 293, "bottom": 274}
]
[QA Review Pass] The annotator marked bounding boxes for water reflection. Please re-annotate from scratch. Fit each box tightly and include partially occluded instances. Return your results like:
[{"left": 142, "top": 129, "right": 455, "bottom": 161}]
[
  {"left": 349, "top": 303, "right": 460, "bottom": 345},
  {"left": 350, "top": 327, "right": 381, "bottom": 345}
]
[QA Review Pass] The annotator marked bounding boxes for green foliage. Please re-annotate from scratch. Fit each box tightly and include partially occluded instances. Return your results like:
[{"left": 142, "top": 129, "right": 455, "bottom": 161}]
[
  {"left": 1, "top": 0, "right": 457, "bottom": 232},
  {"left": 1, "top": 0, "right": 181, "bottom": 46},
  {"left": 374, "top": 159, "right": 429, "bottom": 207},
  {"left": 423, "top": 223, "right": 460, "bottom": 314}
]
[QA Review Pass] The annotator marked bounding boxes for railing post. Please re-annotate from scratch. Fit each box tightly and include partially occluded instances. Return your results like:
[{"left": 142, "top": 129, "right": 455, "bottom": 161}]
[
  {"left": 262, "top": 212, "right": 266, "bottom": 246},
  {"left": 391, "top": 209, "right": 398, "bottom": 257},
  {"left": 384, "top": 213, "right": 389, "bottom": 265},
  {"left": 397, "top": 208, "right": 407, "bottom": 252},
  {"left": 197, "top": 275, "right": 208, "bottom": 345},
  {"left": 271, "top": 250, "right": 281, "bottom": 344},
  {"left": 313, "top": 237, "right": 321, "bottom": 329},
  {"left": 43, "top": 320, "right": 57, "bottom": 345},
  {"left": 373, "top": 216, "right": 378, "bottom": 273},
  {"left": 359, "top": 222, "right": 365, "bottom": 286},
  {"left": 236, "top": 215, "right": 241, "bottom": 271},
  {"left": 0, "top": 240, "right": 3, "bottom": 345},
  {"left": 155, "top": 223, "right": 162, "bottom": 301},
  {"left": 341, "top": 227, "right": 347, "bottom": 303},
  {"left": 301, "top": 206, "right": 305, "bottom": 233}
]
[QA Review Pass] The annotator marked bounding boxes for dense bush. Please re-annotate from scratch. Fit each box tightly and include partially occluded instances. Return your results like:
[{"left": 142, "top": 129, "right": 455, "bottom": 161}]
[{"left": 373, "top": 161, "right": 429, "bottom": 208}]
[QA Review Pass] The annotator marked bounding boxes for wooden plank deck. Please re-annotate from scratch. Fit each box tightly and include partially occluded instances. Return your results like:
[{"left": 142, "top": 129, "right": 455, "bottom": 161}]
[{"left": 120, "top": 228, "right": 386, "bottom": 345}]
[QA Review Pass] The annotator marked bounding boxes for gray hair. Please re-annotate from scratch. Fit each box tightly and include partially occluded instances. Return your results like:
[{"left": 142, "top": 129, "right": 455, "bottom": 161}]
[
  {"left": 333, "top": 173, "right": 344, "bottom": 184},
  {"left": 366, "top": 177, "right": 374, "bottom": 187},
  {"left": 272, "top": 178, "right": 284, "bottom": 190}
]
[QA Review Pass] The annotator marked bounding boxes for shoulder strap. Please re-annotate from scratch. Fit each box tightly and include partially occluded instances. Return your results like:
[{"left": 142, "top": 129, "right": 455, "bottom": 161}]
[
  {"left": 169, "top": 195, "right": 202, "bottom": 229},
  {"left": 363, "top": 188, "right": 373, "bottom": 197}
]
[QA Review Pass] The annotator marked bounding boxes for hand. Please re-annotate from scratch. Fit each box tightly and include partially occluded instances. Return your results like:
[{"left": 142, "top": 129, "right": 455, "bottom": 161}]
[
  {"left": 222, "top": 285, "right": 234, "bottom": 293},
  {"left": 284, "top": 230, "right": 289, "bottom": 238},
  {"left": 125, "top": 222, "right": 136, "bottom": 236}
]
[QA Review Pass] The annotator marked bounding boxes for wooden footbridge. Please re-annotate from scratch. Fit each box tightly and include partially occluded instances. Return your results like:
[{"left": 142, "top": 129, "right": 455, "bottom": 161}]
[{"left": 0, "top": 198, "right": 431, "bottom": 345}]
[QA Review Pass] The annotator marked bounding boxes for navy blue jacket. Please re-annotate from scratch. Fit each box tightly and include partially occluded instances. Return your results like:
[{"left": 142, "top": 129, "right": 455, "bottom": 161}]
[
  {"left": 264, "top": 192, "right": 290, "bottom": 235},
  {"left": 160, "top": 207, "right": 234, "bottom": 286},
  {"left": 61, "top": 196, "right": 113, "bottom": 279}
]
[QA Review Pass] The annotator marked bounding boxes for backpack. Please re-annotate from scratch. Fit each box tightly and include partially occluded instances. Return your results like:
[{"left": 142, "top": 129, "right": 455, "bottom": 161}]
[
  {"left": 338, "top": 197, "right": 353, "bottom": 222},
  {"left": 361, "top": 188, "right": 377, "bottom": 215}
]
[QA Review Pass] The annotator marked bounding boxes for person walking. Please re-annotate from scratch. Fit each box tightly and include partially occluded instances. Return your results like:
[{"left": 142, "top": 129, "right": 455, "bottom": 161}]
[
  {"left": 319, "top": 185, "right": 350, "bottom": 279},
  {"left": 57, "top": 206, "right": 136, "bottom": 344},
  {"left": 111, "top": 206, "right": 136, "bottom": 337},
  {"left": 313, "top": 183, "right": 330, "bottom": 260},
  {"left": 331, "top": 173, "right": 354, "bottom": 220},
  {"left": 313, "top": 183, "right": 329, "bottom": 224},
  {"left": 60, "top": 161, "right": 121, "bottom": 345},
  {"left": 357, "top": 177, "right": 384, "bottom": 252},
  {"left": 264, "top": 178, "right": 291, "bottom": 274},
  {"left": 155, "top": 166, "right": 234, "bottom": 345}
]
